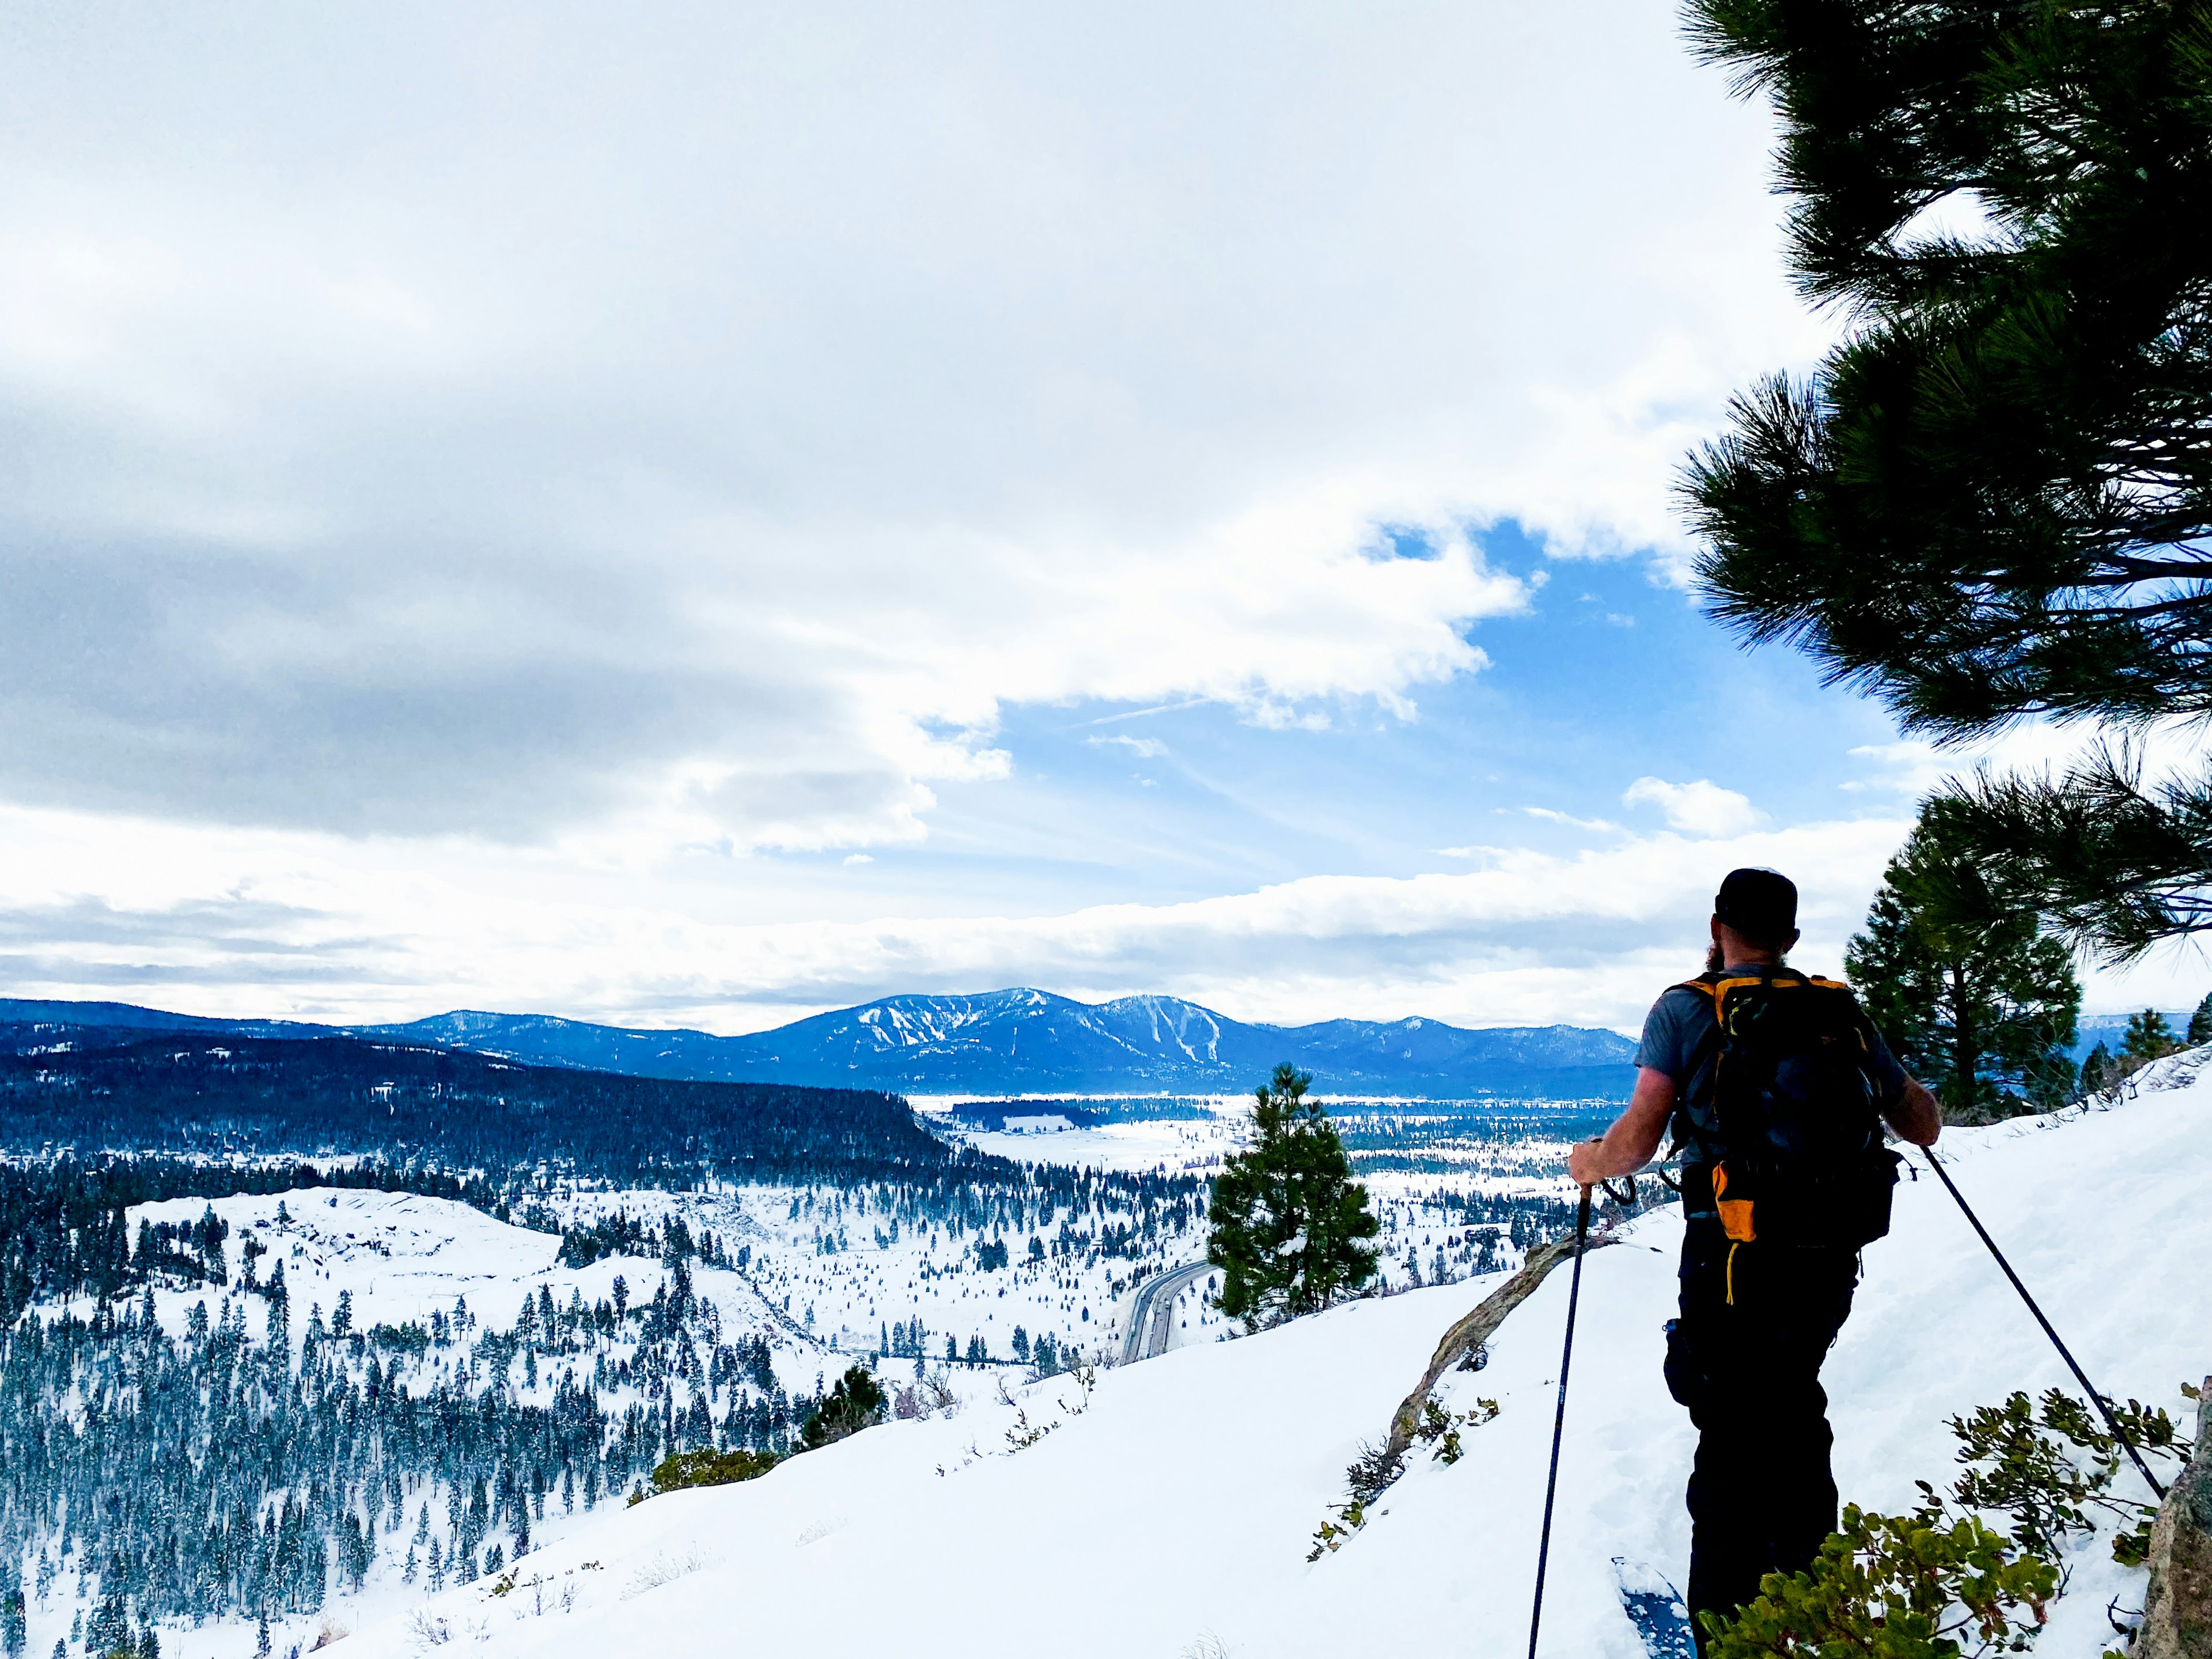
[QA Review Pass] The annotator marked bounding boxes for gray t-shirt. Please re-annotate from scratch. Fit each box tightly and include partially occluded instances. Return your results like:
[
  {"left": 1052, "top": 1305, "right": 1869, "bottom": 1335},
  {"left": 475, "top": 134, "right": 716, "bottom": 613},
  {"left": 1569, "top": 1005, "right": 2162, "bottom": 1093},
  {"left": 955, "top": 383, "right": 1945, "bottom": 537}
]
[{"left": 1634, "top": 967, "right": 1909, "bottom": 1155}]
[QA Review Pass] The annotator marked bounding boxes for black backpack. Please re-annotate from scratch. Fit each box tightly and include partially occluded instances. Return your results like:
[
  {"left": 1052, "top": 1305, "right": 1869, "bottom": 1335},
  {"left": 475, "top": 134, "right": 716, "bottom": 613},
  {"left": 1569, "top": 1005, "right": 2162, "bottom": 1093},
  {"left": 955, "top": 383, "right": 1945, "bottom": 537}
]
[{"left": 1673, "top": 969, "right": 1903, "bottom": 1249}]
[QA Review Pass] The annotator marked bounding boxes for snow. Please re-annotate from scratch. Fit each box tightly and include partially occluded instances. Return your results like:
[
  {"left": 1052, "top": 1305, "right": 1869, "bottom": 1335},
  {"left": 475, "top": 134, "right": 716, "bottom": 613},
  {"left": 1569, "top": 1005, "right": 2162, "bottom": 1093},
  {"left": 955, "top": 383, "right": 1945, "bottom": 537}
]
[{"left": 319, "top": 1071, "right": 2210, "bottom": 1659}]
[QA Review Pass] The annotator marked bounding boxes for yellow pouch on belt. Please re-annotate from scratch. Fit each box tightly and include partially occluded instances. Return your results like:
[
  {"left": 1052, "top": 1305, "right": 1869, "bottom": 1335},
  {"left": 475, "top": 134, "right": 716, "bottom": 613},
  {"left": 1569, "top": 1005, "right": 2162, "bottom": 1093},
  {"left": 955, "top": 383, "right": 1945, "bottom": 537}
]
[{"left": 1711, "top": 1162, "right": 1756, "bottom": 1243}]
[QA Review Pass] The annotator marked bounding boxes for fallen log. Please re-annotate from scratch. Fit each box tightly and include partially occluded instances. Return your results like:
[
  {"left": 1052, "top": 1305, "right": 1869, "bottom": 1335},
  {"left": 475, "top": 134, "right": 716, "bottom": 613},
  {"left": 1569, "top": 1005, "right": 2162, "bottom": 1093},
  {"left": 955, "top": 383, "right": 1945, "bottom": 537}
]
[{"left": 1381, "top": 1231, "right": 1618, "bottom": 1464}]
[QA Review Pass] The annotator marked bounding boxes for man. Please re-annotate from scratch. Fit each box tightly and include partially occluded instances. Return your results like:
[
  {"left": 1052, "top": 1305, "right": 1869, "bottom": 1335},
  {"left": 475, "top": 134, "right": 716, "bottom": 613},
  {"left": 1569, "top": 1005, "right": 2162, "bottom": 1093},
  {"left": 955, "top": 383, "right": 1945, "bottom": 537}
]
[{"left": 1569, "top": 867, "right": 1941, "bottom": 1653}]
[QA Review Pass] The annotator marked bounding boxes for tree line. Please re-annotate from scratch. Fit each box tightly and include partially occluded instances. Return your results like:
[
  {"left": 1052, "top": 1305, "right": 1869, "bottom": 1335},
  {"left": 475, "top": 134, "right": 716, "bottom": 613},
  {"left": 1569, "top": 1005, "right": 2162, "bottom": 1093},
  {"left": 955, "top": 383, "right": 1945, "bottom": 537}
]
[{"left": 0, "top": 1028, "right": 967, "bottom": 1190}]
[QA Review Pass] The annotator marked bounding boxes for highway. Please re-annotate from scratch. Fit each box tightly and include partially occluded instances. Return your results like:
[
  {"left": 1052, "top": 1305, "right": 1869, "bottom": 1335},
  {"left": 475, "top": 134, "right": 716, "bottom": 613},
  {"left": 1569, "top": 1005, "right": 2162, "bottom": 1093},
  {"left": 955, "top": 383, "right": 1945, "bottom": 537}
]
[{"left": 1118, "top": 1258, "right": 1221, "bottom": 1363}]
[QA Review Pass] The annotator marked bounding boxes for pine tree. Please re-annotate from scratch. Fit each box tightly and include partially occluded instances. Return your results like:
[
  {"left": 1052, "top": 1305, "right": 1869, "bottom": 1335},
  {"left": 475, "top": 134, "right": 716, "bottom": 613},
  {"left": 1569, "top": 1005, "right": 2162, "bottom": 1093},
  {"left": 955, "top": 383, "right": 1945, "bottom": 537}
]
[
  {"left": 2187, "top": 994, "right": 2212, "bottom": 1048},
  {"left": 1678, "top": 0, "right": 2212, "bottom": 959},
  {"left": 2080, "top": 1042, "right": 2123, "bottom": 1102},
  {"left": 1206, "top": 1064, "right": 1380, "bottom": 1329},
  {"left": 2123, "top": 1009, "right": 2180, "bottom": 1069},
  {"left": 1847, "top": 800, "right": 2080, "bottom": 1120},
  {"left": 798, "top": 1365, "right": 886, "bottom": 1450}
]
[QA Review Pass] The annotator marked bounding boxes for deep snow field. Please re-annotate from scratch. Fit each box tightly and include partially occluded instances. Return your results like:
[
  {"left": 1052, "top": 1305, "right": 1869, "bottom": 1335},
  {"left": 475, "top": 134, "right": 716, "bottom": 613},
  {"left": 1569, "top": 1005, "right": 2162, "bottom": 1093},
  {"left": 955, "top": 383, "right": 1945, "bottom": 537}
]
[{"left": 303, "top": 1066, "right": 2210, "bottom": 1659}]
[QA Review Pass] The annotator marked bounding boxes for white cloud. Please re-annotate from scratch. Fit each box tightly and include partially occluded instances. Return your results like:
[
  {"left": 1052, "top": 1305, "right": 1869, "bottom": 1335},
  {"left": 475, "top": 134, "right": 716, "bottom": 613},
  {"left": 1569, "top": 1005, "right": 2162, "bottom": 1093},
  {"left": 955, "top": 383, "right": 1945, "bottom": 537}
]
[
  {"left": 11, "top": 793, "right": 2203, "bottom": 1031},
  {"left": 0, "top": 1, "right": 1955, "bottom": 1033},
  {"left": 0, "top": 0, "right": 1819, "bottom": 857},
  {"left": 1622, "top": 777, "right": 1766, "bottom": 838},
  {"left": 0, "top": 801, "right": 1904, "bottom": 1034},
  {"left": 1521, "top": 806, "right": 1622, "bottom": 832}
]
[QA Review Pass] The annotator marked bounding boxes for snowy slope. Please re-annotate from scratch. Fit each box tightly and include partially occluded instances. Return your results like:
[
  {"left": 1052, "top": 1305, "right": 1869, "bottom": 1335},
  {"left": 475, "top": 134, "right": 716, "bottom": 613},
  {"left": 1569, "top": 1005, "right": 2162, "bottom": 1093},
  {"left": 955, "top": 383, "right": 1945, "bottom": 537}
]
[{"left": 337, "top": 1065, "right": 2210, "bottom": 1659}]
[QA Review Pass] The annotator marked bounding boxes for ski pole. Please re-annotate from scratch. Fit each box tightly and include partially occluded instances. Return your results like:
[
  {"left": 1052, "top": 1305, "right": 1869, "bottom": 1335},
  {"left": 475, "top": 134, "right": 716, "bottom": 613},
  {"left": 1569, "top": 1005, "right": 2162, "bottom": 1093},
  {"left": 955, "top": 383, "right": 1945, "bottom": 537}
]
[
  {"left": 1922, "top": 1149, "right": 2165, "bottom": 1499},
  {"left": 1528, "top": 1184, "right": 1593, "bottom": 1659}
]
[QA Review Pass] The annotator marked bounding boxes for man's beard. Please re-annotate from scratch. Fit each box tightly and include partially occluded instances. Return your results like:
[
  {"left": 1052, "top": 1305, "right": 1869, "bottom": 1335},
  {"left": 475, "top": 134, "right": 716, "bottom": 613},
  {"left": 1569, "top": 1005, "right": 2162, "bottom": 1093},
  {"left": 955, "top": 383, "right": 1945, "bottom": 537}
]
[{"left": 1705, "top": 941, "right": 1725, "bottom": 975}]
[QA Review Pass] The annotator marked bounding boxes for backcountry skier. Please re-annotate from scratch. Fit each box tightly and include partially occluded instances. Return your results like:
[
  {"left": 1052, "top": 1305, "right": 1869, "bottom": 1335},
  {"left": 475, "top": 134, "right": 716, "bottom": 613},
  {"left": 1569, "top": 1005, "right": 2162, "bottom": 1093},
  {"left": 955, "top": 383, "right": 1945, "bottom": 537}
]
[{"left": 1568, "top": 867, "right": 1941, "bottom": 1654}]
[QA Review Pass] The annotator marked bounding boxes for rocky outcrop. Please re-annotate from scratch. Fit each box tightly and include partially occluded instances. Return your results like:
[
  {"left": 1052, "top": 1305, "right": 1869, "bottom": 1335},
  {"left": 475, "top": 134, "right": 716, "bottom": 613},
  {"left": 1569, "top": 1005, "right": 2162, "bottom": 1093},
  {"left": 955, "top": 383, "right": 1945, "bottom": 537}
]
[{"left": 2137, "top": 1376, "right": 2212, "bottom": 1659}]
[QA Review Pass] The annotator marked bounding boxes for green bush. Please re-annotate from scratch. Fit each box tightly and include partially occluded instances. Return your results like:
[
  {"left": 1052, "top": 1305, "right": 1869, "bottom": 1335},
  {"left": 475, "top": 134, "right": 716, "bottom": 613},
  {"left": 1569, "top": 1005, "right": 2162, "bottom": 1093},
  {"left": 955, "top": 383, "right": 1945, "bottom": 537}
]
[
  {"left": 1702, "top": 1506, "right": 2056, "bottom": 1659},
  {"left": 631, "top": 1445, "right": 779, "bottom": 1505},
  {"left": 1701, "top": 1388, "right": 2194, "bottom": 1658},
  {"left": 1948, "top": 1389, "right": 2190, "bottom": 1570}
]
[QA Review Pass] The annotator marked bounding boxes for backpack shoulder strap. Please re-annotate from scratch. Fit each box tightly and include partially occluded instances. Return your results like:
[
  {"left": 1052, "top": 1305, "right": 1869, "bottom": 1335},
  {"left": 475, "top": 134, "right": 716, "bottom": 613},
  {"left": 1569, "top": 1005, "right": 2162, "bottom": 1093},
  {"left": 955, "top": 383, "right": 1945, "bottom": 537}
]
[{"left": 1665, "top": 976, "right": 1728, "bottom": 1157}]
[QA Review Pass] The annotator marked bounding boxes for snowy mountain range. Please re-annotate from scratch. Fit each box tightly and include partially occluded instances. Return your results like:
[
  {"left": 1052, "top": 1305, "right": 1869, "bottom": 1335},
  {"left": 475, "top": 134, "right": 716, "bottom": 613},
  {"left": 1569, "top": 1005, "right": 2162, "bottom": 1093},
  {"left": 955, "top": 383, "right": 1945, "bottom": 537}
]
[{"left": 0, "top": 988, "right": 1638, "bottom": 1097}]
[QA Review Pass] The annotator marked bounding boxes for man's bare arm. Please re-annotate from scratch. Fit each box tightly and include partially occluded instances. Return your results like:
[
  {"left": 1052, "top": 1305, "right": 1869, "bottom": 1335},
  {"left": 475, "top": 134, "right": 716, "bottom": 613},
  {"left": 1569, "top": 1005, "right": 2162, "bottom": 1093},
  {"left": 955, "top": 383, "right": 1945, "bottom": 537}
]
[
  {"left": 1567, "top": 1066, "right": 1675, "bottom": 1186},
  {"left": 1883, "top": 1077, "right": 1942, "bottom": 1147}
]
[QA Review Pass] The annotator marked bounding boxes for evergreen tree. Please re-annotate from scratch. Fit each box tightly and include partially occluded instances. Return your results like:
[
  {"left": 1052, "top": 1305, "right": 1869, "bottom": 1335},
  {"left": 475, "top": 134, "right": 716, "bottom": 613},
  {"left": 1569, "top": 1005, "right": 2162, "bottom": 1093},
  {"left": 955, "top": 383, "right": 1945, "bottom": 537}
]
[
  {"left": 798, "top": 1365, "right": 886, "bottom": 1450},
  {"left": 2123, "top": 1008, "right": 2180, "bottom": 1068},
  {"left": 2187, "top": 994, "right": 2212, "bottom": 1047},
  {"left": 1677, "top": 0, "right": 2212, "bottom": 959},
  {"left": 1206, "top": 1064, "right": 1380, "bottom": 1329},
  {"left": 1846, "top": 800, "right": 2080, "bottom": 1120},
  {"left": 2080, "top": 1041, "right": 2123, "bottom": 1101}
]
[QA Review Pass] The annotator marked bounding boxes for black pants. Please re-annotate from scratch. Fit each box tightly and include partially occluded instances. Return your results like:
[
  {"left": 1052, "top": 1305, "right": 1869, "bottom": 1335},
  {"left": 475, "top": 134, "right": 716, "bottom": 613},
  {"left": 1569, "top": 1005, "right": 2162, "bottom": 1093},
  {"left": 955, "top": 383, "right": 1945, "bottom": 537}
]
[{"left": 1665, "top": 1225, "right": 1858, "bottom": 1656}]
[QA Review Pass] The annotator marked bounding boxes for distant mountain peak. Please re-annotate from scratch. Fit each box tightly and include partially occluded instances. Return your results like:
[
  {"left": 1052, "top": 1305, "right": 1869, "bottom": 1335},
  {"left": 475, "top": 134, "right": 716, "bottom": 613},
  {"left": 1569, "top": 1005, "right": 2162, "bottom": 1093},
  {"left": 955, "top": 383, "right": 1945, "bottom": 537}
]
[{"left": 0, "top": 987, "right": 1638, "bottom": 1100}]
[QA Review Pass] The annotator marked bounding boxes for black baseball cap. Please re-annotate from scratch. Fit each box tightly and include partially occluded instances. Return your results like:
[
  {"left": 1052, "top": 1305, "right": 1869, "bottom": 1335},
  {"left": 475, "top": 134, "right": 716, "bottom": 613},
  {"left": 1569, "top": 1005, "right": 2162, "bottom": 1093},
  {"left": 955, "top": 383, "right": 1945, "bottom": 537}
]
[{"left": 1714, "top": 867, "right": 1798, "bottom": 941}]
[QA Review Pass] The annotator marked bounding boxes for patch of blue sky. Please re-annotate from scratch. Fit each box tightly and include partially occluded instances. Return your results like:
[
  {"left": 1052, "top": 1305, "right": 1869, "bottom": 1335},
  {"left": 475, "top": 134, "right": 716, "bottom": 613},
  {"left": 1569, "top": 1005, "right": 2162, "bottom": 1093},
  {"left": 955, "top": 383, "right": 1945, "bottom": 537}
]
[{"left": 860, "top": 522, "right": 1908, "bottom": 914}]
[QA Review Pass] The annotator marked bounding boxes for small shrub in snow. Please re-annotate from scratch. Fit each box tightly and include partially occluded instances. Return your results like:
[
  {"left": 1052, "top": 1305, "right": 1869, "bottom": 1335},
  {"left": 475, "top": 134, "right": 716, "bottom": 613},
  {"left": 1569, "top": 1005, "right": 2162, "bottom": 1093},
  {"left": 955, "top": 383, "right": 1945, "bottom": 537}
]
[
  {"left": 1413, "top": 1396, "right": 1499, "bottom": 1466},
  {"left": 1702, "top": 1505, "right": 2056, "bottom": 1659},
  {"left": 1948, "top": 1388, "right": 2191, "bottom": 1572},
  {"left": 1344, "top": 1440, "right": 1404, "bottom": 1507},
  {"left": 1308, "top": 1441, "right": 1405, "bottom": 1561},
  {"left": 631, "top": 1446, "right": 778, "bottom": 1504},
  {"left": 1701, "top": 1385, "right": 2195, "bottom": 1658},
  {"left": 620, "top": 1548, "right": 710, "bottom": 1601}
]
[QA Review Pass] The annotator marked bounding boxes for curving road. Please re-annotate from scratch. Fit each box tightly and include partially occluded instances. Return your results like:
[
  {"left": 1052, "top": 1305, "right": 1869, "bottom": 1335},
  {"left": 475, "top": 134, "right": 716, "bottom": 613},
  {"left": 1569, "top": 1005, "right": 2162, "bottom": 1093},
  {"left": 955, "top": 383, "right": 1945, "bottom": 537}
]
[{"left": 1118, "top": 1259, "right": 1221, "bottom": 1363}]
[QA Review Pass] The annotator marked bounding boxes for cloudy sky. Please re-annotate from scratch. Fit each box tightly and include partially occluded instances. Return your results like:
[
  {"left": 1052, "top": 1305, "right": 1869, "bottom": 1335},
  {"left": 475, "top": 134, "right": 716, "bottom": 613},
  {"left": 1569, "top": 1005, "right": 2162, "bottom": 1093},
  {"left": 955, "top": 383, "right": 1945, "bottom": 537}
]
[{"left": 0, "top": 0, "right": 2197, "bottom": 1035}]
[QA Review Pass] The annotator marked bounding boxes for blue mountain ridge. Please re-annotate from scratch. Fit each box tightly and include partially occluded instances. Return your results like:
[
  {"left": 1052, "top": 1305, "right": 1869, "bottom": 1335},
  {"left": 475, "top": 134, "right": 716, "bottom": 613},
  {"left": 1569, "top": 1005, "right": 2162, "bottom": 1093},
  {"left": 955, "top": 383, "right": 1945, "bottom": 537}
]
[{"left": 0, "top": 988, "right": 1638, "bottom": 1099}]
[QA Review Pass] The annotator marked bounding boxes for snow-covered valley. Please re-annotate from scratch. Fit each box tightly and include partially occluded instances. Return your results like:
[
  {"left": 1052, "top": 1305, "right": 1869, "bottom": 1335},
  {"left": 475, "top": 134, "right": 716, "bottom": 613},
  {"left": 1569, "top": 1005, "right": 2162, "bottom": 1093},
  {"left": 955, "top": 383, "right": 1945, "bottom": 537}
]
[
  {"left": 8, "top": 1074, "right": 2198, "bottom": 1659},
  {"left": 1, "top": 1096, "right": 1611, "bottom": 1659},
  {"left": 306, "top": 1069, "right": 2207, "bottom": 1659}
]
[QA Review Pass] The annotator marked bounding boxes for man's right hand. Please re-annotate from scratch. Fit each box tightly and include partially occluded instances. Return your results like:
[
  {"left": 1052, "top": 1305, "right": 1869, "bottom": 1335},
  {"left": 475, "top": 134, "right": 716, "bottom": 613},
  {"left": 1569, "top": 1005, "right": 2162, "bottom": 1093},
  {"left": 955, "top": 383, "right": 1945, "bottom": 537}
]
[
  {"left": 1885, "top": 1077, "right": 1942, "bottom": 1146},
  {"left": 1569, "top": 1066, "right": 1675, "bottom": 1186}
]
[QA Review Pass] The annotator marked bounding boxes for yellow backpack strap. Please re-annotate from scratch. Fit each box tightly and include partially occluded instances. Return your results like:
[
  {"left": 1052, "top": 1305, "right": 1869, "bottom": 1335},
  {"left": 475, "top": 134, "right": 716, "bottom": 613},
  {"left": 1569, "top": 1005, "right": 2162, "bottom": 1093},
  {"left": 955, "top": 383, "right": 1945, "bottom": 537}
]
[{"left": 1677, "top": 974, "right": 1733, "bottom": 1018}]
